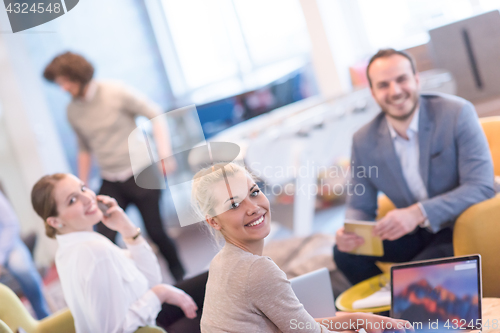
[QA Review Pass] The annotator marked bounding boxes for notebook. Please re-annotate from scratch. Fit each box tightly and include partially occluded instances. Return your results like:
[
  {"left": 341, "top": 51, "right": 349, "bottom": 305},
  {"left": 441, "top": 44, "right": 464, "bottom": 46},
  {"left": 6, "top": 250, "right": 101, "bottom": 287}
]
[{"left": 344, "top": 220, "right": 384, "bottom": 257}]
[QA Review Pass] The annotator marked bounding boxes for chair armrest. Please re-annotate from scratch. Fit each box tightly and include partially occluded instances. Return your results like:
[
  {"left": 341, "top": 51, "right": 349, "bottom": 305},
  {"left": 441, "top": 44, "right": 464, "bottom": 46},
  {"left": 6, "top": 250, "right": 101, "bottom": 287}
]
[
  {"left": 36, "top": 309, "right": 75, "bottom": 333},
  {"left": 454, "top": 194, "right": 500, "bottom": 254},
  {"left": 0, "top": 320, "right": 14, "bottom": 333},
  {"left": 38, "top": 310, "right": 163, "bottom": 333},
  {"left": 0, "top": 283, "right": 37, "bottom": 332},
  {"left": 376, "top": 194, "right": 396, "bottom": 220},
  {"left": 454, "top": 194, "right": 500, "bottom": 297}
]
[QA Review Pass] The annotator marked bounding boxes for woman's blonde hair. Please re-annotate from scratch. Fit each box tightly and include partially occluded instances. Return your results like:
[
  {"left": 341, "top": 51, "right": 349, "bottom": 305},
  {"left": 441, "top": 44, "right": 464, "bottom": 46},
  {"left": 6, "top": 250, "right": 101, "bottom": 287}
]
[
  {"left": 31, "top": 173, "right": 67, "bottom": 238},
  {"left": 191, "top": 162, "right": 254, "bottom": 243}
]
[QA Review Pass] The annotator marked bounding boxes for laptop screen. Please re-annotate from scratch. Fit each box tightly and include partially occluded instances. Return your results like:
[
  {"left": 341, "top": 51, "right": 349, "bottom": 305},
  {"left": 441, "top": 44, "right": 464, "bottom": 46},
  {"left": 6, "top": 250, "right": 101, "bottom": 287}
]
[{"left": 391, "top": 255, "right": 481, "bottom": 331}]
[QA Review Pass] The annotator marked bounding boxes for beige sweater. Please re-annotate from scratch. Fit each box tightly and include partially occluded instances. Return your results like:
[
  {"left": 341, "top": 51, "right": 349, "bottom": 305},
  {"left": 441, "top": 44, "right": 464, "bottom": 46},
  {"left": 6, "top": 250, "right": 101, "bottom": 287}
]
[
  {"left": 201, "top": 243, "right": 333, "bottom": 333},
  {"left": 67, "top": 80, "right": 161, "bottom": 177}
]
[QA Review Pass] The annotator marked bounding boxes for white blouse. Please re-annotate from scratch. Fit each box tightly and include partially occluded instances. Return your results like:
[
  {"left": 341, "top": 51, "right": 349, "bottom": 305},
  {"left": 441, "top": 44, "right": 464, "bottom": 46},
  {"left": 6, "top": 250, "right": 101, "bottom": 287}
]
[{"left": 55, "top": 232, "right": 162, "bottom": 333}]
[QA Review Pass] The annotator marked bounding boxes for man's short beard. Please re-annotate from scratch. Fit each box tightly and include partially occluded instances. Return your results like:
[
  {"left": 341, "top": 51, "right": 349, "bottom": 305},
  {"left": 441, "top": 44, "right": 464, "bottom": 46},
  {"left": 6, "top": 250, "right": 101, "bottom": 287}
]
[{"left": 383, "top": 95, "right": 419, "bottom": 121}]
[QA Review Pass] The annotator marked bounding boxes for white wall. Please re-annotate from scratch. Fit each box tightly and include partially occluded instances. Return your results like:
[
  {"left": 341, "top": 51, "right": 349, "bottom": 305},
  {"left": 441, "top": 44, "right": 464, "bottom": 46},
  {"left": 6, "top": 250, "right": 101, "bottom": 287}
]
[
  {"left": 317, "top": 0, "right": 373, "bottom": 89},
  {"left": 299, "top": 0, "right": 373, "bottom": 97},
  {"left": 0, "top": 12, "right": 70, "bottom": 266}
]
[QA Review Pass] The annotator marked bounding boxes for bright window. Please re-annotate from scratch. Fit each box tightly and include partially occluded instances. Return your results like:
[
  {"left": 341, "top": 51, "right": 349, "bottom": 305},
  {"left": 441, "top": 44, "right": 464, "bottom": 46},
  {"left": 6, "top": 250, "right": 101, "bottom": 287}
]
[
  {"left": 232, "top": 0, "right": 310, "bottom": 67},
  {"left": 161, "top": 0, "right": 240, "bottom": 90},
  {"left": 356, "top": 0, "right": 497, "bottom": 50},
  {"left": 477, "top": 0, "right": 500, "bottom": 11},
  {"left": 158, "top": 0, "right": 310, "bottom": 100}
]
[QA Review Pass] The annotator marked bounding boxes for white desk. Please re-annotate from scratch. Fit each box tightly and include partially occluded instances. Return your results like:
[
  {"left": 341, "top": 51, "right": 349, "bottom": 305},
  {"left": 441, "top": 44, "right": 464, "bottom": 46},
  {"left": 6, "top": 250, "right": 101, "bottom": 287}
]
[{"left": 209, "top": 89, "right": 379, "bottom": 236}]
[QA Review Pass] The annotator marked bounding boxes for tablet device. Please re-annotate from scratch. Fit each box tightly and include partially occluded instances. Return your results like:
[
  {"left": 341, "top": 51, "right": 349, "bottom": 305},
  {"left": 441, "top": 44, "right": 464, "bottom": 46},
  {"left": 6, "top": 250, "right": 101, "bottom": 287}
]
[{"left": 343, "top": 220, "right": 384, "bottom": 257}]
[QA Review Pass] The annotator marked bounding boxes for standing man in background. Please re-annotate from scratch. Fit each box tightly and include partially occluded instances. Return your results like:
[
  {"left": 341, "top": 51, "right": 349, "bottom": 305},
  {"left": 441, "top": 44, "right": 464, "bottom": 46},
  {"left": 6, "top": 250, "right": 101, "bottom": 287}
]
[
  {"left": 0, "top": 190, "right": 51, "bottom": 319},
  {"left": 43, "top": 52, "right": 185, "bottom": 282},
  {"left": 334, "top": 49, "right": 494, "bottom": 285}
]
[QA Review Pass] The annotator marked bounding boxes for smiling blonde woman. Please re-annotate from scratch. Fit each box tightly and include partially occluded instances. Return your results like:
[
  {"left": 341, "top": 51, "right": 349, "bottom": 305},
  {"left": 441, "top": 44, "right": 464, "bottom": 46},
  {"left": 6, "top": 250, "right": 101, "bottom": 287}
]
[{"left": 192, "top": 163, "right": 411, "bottom": 333}]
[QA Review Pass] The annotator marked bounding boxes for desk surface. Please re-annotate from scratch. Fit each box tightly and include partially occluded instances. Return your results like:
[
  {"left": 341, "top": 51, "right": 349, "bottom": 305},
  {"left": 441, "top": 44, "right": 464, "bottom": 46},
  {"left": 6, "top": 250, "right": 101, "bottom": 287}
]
[
  {"left": 482, "top": 298, "right": 500, "bottom": 332},
  {"left": 336, "top": 274, "right": 500, "bottom": 332},
  {"left": 337, "top": 298, "right": 500, "bottom": 332},
  {"left": 335, "top": 273, "right": 391, "bottom": 313}
]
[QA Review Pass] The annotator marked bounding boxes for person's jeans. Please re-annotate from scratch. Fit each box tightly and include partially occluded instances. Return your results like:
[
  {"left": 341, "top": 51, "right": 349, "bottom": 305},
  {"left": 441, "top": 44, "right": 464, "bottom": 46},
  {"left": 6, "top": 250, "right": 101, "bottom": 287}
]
[
  {"left": 4, "top": 239, "right": 51, "bottom": 319},
  {"left": 334, "top": 227, "right": 454, "bottom": 285},
  {"left": 156, "top": 271, "right": 208, "bottom": 333},
  {"left": 97, "top": 177, "right": 185, "bottom": 282}
]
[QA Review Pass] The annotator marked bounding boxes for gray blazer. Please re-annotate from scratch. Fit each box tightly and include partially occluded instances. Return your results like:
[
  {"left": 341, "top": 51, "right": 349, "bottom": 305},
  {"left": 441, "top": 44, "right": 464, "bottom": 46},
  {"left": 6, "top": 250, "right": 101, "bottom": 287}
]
[{"left": 346, "top": 93, "right": 495, "bottom": 232}]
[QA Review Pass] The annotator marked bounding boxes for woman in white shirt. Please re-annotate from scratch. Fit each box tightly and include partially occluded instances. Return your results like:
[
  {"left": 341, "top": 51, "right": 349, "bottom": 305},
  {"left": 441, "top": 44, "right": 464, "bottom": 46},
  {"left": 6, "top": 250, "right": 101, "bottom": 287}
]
[
  {"left": 31, "top": 173, "right": 207, "bottom": 333},
  {"left": 192, "top": 163, "right": 413, "bottom": 333}
]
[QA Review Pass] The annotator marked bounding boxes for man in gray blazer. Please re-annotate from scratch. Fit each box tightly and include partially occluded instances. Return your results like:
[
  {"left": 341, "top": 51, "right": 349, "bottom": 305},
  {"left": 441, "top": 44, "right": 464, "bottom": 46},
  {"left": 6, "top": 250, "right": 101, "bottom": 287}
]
[{"left": 334, "top": 49, "right": 495, "bottom": 285}]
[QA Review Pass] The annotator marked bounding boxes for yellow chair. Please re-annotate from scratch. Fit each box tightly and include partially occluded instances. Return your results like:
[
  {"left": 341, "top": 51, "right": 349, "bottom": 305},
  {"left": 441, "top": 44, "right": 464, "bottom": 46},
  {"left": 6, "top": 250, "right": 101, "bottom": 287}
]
[
  {"left": 453, "top": 194, "right": 500, "bottom": 297},
  {"left": 376, "top": 116, "right": 500, "bottom": 297},
  {"left": 453, "top": 116, "right": 500, "bottom": 297},
  {"left": 0, "top": 283, "right": 167, "bottom": 333},
  {"left": 337, "top": 116, "right": 500, "bottom": 311},
  {"left": 0, "top": 320, "right": 14, "bottom": 333},
  {"left": 480, "top": 116, "right": 500, "bottom": 175},
  {"left": 0, "top": 283, "right": 75, "bottom": 333},
  {"left": 335, "top": 273, "right": 391, "bottom": 313},
  {"left": 373, "top": 195, "right": 397, "bottom": 274},
  {"left": 376, "top": 194, "right": 396, "bottom": 220}
]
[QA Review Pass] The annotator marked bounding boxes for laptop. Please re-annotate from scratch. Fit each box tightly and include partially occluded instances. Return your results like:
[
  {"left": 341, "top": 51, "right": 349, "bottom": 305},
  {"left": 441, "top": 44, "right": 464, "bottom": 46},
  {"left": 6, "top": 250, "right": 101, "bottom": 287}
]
[
  {"left": 391, "top": 255, "right": 482, "bottom": 332},
  {"left": 290, "top": 267, "right": 336, "bottom": 318}
]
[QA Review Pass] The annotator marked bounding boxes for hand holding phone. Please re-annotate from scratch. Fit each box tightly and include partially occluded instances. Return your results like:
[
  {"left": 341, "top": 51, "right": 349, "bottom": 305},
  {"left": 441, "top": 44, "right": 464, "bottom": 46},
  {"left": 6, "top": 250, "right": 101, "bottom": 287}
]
[
  {"left": 97, "top": 200, "right": 111, "bottom": 217},
  {"left": 96, "top": 195, "right": 136, "bottom": 236}
]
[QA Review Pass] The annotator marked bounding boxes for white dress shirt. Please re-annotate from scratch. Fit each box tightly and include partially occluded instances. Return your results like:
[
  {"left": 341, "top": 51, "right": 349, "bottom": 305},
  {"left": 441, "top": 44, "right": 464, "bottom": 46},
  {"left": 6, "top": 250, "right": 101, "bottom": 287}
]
[
  {"left": 386, "top": 108, "right": 430, "bottom": 226},
  {"left": 55, "top": 232, "right": 162, "bottom": 333}
]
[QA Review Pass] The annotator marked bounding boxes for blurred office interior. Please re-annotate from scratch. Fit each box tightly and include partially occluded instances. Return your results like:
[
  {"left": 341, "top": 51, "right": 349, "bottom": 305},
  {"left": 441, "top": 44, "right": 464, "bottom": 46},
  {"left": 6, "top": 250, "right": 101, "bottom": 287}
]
[{"left": 1, "top": 0, "right": 500, "bottom": 313}]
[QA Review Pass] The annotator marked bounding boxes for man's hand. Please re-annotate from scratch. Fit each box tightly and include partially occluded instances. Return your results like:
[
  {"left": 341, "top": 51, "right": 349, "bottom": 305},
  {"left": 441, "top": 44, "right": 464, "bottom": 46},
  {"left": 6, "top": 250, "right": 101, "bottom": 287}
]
[
  {"left": 319, "top": 313, "right": 413, "bottom": 333},
  {"left": 354, "top": 313, "right": 413, "bottom": 332},
  {"left": 336, "top": 227, "right": 365, "bottom": 252},
  {"left": 151, "top": 284, "right": 198, "bottom": 319},
  {"left": 373, "top": 204, "right": 425, "bottom": 241}
]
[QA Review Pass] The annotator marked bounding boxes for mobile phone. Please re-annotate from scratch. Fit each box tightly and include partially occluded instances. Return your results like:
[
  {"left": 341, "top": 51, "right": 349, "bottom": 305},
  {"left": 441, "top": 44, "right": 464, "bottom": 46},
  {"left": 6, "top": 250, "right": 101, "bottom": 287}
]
[{"left": 97, "top": 201, "right": 111, "bottom": 217}]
